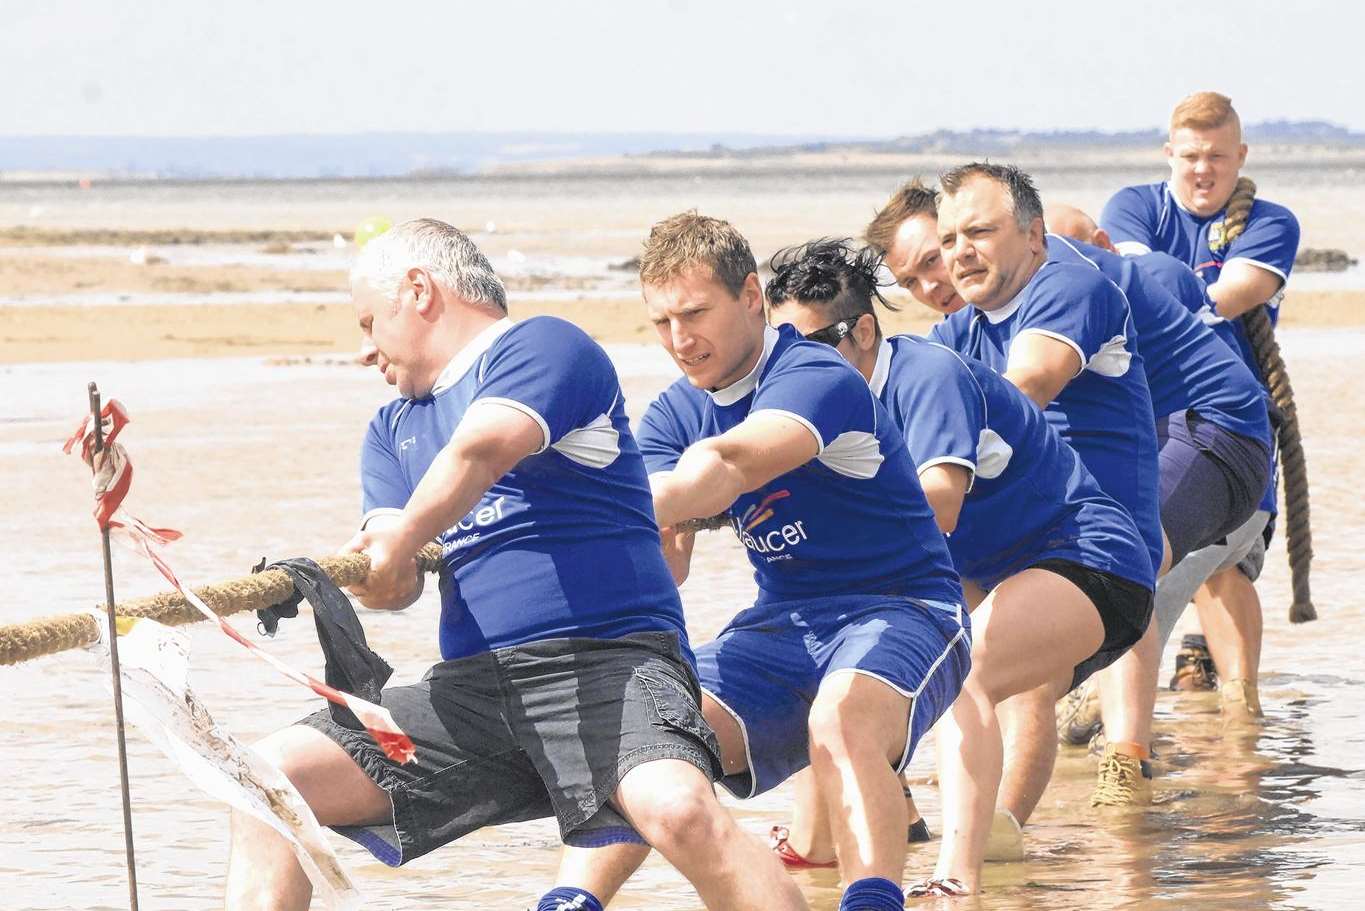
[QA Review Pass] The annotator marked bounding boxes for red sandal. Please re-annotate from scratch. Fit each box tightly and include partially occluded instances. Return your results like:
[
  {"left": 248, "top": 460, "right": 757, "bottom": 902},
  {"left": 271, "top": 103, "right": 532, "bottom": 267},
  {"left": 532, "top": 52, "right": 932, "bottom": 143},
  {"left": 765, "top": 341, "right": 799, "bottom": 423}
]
[{"left": 769, "top": 825, "right": 837, "bottom": 869}]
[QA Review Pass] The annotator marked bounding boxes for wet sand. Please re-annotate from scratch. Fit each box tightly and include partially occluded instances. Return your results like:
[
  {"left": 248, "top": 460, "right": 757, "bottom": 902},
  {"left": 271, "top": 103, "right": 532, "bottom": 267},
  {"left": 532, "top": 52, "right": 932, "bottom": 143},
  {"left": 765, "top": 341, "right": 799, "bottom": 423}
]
[
  {"left": 2, "top": 168, "right": 1363, "bottom": 908},
  {"left": 2, "top": 330, "right": 1363, "bottom": 910}
]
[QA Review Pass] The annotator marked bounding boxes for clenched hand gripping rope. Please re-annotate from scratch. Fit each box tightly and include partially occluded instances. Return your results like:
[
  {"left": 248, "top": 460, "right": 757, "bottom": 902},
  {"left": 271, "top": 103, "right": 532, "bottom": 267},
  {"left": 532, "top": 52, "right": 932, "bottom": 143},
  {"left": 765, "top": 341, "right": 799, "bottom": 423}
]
[{"left": 63, "top": 398, "right": 417, "bottom": 764}]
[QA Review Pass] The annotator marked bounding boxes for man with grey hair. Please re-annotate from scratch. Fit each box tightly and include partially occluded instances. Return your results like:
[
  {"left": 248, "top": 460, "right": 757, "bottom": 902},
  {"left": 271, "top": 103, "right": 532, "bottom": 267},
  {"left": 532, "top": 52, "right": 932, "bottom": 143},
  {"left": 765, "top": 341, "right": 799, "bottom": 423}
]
[{"left": 224, "top": 218, "right": 806, "bottom": 911}]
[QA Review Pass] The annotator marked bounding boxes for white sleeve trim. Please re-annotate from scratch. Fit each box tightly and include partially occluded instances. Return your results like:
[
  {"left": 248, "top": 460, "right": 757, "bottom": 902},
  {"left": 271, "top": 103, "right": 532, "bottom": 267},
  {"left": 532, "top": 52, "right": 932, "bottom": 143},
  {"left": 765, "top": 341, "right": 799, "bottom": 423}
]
[
  {"left": 917, "top": 456, "right": 978, "bottom": 493},
  {"left": 750, "top": 408, "right": 825, "bottom": 455},
  {"left": 1114, "top": 240, "right": 1152, "bottom": 257},
  {"left": 1013, "top": 328, "right": 1086, "bottom": 379},
  {"left": 469, "top": 396, "right": 551, "bottom": 454},
  {"left": 1223, "top": 256, "right": 1289, "bottom": 284},
  {"left": 359, "top": 507, "right": 403, "bottom": 531}
]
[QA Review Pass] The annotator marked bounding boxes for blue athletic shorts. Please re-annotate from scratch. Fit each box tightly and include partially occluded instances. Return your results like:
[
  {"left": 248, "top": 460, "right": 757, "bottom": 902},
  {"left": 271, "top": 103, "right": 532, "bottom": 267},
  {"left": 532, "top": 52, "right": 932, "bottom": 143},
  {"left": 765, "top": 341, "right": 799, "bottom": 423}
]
[
  {"left": 695, "top": 593, "right": 970, "bottom": 799},
  {"left": 1157, "top": 410, "right": 1271, "bottom": 566}
]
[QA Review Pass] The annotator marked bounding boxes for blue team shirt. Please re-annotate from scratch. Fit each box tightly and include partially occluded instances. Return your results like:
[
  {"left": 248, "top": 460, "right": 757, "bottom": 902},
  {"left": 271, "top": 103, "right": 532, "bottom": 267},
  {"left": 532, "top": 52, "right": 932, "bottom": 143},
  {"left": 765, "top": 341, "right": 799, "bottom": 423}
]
[
  {"left": 360, "top": 316, "right": 690, "bottom": 661},
  {"left": 874, "top": 335, "right": 1154, "bottom": 590},
  {"left": 1045, "top": 235, "right": 1270, "bottom": 448},
  {"left": 637, "top": 324, "right": 963, "bottom": 606},
  {"left": 1101, "top": 181, "right": 1296, "bottom": 514},
  {"left": 1100, "top": 181, "right": 1299, "bottom": 378},
  {"left": 928, "top": 261, "right": 1162, "bottom": 581}
]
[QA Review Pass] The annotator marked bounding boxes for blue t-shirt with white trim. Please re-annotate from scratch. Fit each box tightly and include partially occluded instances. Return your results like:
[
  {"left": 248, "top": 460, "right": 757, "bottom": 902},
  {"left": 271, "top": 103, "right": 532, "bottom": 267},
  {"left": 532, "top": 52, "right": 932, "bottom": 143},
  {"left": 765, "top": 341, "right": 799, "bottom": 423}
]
[
  {"left": 1100, "top": 181, "right": 1295, "bottom": 514},
  {"left": 637, "top": 324, "right": 962, "bottom": 606},
  {"left": 875, "top": 334, "right": 1154, "bottom": 590},
  {"left": 1045, "top": 235, "right": 1270, "bottom": 448},
  {"left": 928, "top": 261, "right": 1162, "bottom": 581},
  {"left": 361, "top": 316, "right": 689, "bottom": 662},
  {"left": 1099, "top": 180, "right": 1299, "bottom": 376}
]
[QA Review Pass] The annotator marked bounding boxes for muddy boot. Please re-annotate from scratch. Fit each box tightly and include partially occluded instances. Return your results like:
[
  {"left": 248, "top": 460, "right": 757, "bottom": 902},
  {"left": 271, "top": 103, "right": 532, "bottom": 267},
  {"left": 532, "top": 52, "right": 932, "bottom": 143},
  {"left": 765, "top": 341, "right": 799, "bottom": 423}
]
[{"left": 1169, "top": 633, "right": 1218, "bottom": 691}]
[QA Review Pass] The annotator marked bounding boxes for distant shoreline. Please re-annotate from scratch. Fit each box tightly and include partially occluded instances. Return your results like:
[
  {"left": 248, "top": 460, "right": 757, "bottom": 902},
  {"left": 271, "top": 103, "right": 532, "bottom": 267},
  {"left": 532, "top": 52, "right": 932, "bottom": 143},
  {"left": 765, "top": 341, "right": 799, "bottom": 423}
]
[{"left": 5, "top": 143, "right": 1365, "bottom": 186}]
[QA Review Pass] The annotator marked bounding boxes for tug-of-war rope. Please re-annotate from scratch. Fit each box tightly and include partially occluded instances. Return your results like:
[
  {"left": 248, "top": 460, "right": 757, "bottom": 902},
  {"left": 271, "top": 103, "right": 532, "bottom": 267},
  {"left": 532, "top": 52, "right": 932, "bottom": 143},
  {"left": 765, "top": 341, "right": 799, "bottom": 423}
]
[
  {"left": 0, "top": 542, "right": 444, "bottom": 666},
  {"left": 0, "top": 515, "right": 726, "bottom": 666},
  {"left": 1219, "top": 177, "right": 1316, "bottom": 623}
]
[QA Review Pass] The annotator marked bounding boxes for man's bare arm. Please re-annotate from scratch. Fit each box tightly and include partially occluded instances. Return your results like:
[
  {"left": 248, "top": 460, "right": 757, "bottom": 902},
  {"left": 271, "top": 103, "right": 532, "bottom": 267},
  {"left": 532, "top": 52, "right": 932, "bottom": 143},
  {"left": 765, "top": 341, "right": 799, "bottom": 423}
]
[
  {"left": 1206, "top": 260, "right": 1285, "bottom": 319},
  {"left": 918, "top": 463, "right": 972, "bottom": 535},
  {"left": 343, "top": 401, "right": 544, "bottom": 610},
  {"left": 651, "top": 412, "right": 820, "bottom": 530},
  {"left": 1003, "top": 332, "right": 1083, "bottom": 410}
]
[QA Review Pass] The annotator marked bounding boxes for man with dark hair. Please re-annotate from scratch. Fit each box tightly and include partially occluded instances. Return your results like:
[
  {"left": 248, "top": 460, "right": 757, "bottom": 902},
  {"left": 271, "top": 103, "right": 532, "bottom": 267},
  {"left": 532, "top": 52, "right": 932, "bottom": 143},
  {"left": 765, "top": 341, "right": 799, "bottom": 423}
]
[
  {"left": 557, "top": 213, "right": 971, "bottom": 911},
  {"left": 866, "top": 179, "right": 967, "bottom": 316},
  {"left": 764, "top": 239, "right": 1154, "bottom": 895},
  {"left": 225, "top": 219, "right": 806, "bottom": 911},
  {"left": 925, "top": 161, "right": 1160, "bottom": 882}
]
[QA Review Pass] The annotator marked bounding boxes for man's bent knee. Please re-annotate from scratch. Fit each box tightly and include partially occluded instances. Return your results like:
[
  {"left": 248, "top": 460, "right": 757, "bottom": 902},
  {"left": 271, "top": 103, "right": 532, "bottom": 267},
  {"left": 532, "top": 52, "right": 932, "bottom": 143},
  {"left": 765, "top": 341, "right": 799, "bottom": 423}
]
[
  {"left": 616, "top": 760, "right": 728, "bottom": 855},
  {"left": 808, "top": 673, "right": 910, "bottom": 766},
  {"left": 252, "top": 724, "right": 390, "bottom": 827}
]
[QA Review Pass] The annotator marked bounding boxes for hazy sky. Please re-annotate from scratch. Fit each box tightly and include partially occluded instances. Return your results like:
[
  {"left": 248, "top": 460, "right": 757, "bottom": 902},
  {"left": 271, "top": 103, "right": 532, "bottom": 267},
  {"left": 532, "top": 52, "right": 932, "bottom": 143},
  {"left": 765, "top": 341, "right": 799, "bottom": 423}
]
[{"left": 6, "top": 0, "right": 1363, "bottom": 137}]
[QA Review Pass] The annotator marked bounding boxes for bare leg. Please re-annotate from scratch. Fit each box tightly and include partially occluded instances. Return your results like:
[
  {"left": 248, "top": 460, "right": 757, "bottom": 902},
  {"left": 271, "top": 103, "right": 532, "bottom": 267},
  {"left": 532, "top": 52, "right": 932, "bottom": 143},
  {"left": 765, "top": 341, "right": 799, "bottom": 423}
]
[
  {"left": 1195, "top": 566, "right": 1264, "bottom": 717},
  {"left": 225, "top": 726, "right": 391, "bottom": 911},
  {"left": 784, "top": 768, "right": 836, "bottom": 862},
  {"left": 553, "top": 843, "right": 649, "bottom": 906},
  {"left": 807, "top": 672, "right": 913, "bottom": 882},
  {"left": 612, "top": 759, "right": 807, "bottom": 910},
  {"left": 931, "top": 569, "right": 1104, "bottom": 892},
  {"left": 1095, "top": 619, "right": 1160, "bottom": 754},
  {"left": 997, "top": 682, "right": 1065, "bottom": 826},
  {"left": 553, "top": 694, "right": 799, "bottom": 909}
]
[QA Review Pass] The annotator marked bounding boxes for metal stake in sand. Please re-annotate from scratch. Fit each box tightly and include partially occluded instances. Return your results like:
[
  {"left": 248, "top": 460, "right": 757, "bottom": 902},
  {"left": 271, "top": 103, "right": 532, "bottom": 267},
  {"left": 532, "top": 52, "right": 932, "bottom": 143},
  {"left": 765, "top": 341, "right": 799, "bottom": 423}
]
[{"left": 88, "top": 382, "right": 141, "bottom": 911}]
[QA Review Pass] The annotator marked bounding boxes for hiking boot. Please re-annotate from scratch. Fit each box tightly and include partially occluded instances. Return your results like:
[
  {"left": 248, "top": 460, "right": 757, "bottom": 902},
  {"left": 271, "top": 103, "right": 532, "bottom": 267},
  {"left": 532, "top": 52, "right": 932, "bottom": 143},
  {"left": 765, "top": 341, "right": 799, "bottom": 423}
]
[
  {"left": 1220, "top": 678, "right": 1264, "bottom": 719},
  {"left": 1090, "top": 745, "right": 1153, "bottom": 807},
  {"left": 983, "top": 808, "right": 1024, "bottom": 862},
  {"left": 1169, "top": 633, "right": 1218, "bottom": 690},
  {"left": 1057, "top": 679, "right": 1102, "bottom": 746}
]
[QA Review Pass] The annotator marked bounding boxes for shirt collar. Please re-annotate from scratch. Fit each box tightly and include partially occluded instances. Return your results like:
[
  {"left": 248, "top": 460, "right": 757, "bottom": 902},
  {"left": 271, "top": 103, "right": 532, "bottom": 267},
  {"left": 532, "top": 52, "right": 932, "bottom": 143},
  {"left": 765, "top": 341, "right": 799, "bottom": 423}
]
[
  {"left": 869, "top": 338, "right": 893, "bottom": 398},
  {"left": 708, "top": 325, "right": 779, "bottom": 406},
  {"left": 975, "top": 261, "right": 1050, "bottom": 325},
  {"left": 430, "top": 317, "right": 515, "bottom": 395},
  {"left": 1164, "top": 181, "right": 1218, "bottom": 221}
]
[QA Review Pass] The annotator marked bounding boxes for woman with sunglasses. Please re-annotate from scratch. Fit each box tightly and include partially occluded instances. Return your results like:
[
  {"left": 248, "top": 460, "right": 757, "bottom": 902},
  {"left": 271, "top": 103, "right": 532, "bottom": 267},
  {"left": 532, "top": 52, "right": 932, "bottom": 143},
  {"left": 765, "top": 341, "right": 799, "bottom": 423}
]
[{"left": 766, "top": 239, "right": 1153, "bottom": 898}]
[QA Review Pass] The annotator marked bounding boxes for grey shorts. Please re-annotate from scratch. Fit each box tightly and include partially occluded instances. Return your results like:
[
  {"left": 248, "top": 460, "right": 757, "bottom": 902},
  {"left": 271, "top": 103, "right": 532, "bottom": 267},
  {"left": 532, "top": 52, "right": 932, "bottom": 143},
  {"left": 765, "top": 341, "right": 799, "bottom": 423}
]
[
  {"left": 1151, "top": 510, "right": 1271, "bottom": 654},
  {"left": 298, "top": 630, "right": 721, "bottom": 866}
]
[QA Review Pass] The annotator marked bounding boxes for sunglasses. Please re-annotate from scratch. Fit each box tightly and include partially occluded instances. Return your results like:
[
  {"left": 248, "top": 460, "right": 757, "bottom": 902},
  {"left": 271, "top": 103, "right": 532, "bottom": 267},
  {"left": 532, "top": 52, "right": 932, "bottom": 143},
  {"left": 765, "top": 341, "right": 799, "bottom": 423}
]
[{"left": 803, "top": 315, "right": 863, "bottom": 347}]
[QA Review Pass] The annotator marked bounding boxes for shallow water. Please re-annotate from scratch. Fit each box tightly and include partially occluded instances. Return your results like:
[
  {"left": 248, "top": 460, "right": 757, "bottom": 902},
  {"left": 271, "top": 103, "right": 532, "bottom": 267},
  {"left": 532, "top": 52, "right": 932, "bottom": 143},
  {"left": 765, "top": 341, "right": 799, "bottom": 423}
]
[{"left": 1, "top": 332, "right": 1363, "bottom": 909}]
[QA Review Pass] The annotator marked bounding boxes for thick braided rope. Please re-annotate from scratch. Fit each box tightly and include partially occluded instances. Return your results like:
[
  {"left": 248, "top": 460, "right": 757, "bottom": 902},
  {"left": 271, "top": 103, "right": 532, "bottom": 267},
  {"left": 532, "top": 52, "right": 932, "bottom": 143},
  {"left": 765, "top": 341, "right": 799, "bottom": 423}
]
[
  {"left": 1215, "top": 178, "right": 1316, "bottom": 623},
  {"left": 0, "top": 543, "right": 446, "bottom": 666}
]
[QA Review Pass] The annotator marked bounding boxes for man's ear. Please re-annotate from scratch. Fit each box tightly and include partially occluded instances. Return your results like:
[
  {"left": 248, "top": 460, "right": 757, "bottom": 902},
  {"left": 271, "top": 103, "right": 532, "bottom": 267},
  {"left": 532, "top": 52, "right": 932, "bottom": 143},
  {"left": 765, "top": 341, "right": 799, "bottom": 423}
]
[
  {"left": 1027, "top": 215, "right": 1046, "bottom": 253},
  {"left": 409, "top": 267, "right": 438, "bottom": 317},
  {"left": 1236, "top": 142, "right": 1248, "bottom": 169},
  {"left": 1163, "top": 140, "right": 1174, "bottom": 161},
  {"left": 741, "top": 272, "right": 765, "bottom": 318},
  {"left": 1093, "top": 227, "right": 1117, "bottom": 254},
  {"left": 852, "top": 313, "right": 878, "bottom": 351}
]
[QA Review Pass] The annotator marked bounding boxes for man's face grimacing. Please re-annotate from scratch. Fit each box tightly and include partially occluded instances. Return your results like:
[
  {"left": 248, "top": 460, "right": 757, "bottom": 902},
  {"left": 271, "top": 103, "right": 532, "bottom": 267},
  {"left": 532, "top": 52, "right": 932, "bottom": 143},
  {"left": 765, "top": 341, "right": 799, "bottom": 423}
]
[
  {"left": 883, "top": 213, "right": 966, "bottom": 316},
  {"left": 1165, "top": 121, "right": 1247, "bottom": 218},
  {"left": 353, "top": 272, "right": 437, "bottom": 399},
  {"left": 937, "top": 176, "right": 1046, "bottom": 312},
  {"left": 644, "top": 266, "right": 766, "bottom": 391}
]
